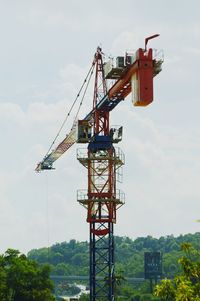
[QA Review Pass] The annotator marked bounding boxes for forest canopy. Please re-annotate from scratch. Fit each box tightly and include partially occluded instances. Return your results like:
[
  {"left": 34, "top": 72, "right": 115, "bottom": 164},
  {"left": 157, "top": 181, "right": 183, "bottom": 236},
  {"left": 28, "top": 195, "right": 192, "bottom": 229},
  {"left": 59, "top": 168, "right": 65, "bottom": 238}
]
[{"left": 28, "top": 232, "right": 200, "bottom": 279}]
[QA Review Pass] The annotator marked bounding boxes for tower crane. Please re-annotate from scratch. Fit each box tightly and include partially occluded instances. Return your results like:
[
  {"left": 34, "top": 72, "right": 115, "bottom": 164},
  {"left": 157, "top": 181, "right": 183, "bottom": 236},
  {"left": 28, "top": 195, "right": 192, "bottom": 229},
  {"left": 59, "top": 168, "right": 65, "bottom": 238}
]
[{"left": 36, "top": 35, "right": 163, "bottom": 301}]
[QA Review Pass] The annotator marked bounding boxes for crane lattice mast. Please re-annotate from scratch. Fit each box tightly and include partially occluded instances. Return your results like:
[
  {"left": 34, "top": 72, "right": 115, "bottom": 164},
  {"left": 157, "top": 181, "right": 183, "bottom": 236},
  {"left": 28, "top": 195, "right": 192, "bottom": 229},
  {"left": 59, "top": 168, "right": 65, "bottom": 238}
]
[
  {"left": 77, "top": 47, "right": 125, "bottom": 300},
  {"left": 36, "top": 35, "right": 163, "bottom": 301}
]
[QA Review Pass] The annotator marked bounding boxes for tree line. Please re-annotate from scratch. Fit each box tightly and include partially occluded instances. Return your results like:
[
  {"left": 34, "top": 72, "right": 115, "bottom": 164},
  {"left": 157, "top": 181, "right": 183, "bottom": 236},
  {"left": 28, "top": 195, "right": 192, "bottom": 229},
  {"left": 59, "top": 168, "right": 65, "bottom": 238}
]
[{"left": 28, "top": 232, "right": 200, "bottom": 279}]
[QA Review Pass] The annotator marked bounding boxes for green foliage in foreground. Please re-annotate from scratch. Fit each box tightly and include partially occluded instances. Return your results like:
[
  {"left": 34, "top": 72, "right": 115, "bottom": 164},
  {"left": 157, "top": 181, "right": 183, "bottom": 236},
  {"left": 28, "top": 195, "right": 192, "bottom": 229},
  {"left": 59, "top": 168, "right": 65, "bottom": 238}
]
[
  {"left": 154, "top": 243, "right": 200, "bottom": 301},
  {"left": 0, "top": 249, "right": 55, "bottom": 301}
]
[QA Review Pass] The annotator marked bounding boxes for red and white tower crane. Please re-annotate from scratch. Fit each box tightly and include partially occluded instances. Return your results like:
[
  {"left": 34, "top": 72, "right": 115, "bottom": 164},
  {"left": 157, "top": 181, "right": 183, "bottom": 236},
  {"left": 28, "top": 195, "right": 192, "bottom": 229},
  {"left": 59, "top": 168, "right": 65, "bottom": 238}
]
[{"left": 36, "top": 35, "right": 163, "bottom": 301}]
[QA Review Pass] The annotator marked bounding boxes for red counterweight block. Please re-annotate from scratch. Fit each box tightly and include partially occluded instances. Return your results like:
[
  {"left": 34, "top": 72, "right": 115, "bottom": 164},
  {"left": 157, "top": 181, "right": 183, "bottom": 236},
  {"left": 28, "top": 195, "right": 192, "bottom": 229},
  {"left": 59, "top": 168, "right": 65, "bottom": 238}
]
[{"left": 132, "top": 48, "right": 154, "bottom": 106}]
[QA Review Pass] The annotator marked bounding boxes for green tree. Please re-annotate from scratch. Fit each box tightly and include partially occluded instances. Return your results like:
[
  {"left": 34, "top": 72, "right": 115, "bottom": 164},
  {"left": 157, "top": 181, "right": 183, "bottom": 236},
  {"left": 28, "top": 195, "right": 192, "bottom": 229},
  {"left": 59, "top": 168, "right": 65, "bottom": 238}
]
[
  {"left": 0, "top": 249, "right": 55, "bottom": 301},
  {"left": 154, "top": 243, "right": 200, "bottom": 301},
  {"left": 0, "top": 255, "right": 7, "bottom": 301}
]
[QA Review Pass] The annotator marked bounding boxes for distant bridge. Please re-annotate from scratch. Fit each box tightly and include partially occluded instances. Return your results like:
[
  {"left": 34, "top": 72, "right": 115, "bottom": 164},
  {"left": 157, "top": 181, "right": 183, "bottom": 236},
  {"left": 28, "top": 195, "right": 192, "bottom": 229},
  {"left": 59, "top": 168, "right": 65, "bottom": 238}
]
[{"left": 51, "top": 275, "right": 145, "bottom": 283}]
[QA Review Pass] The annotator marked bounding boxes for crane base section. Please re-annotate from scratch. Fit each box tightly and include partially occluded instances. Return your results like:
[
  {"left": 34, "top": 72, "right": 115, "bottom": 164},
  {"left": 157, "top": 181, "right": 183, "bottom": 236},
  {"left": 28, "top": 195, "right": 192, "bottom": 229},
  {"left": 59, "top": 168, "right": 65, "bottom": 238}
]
[{"left": 90, "top": 222, "right": 115, "bottom": 301}]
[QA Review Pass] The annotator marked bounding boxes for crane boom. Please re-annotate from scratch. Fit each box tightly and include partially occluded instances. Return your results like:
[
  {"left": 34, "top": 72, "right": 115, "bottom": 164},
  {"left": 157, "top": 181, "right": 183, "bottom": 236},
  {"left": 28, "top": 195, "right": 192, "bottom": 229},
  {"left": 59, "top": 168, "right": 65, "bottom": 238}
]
[{"left": 35, "top": 123, "right": 77, "bottom": 172}]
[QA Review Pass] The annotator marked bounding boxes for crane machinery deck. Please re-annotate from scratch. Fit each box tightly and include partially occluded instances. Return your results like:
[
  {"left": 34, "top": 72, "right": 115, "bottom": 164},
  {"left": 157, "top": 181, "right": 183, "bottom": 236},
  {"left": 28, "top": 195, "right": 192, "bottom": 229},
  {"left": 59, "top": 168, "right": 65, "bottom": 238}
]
[{"left": 36, "top": 35, "right": 163, "bottom": 301}]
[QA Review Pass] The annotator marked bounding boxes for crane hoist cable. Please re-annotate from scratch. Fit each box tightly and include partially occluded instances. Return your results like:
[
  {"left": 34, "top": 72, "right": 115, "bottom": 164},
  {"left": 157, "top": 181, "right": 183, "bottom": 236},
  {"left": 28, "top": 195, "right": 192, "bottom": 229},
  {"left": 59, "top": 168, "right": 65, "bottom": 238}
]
[
  {"left": 44, "top": 61, "right": 95, "bottom": 158},
  {"left": 72, "top": 66, "right": 94, "bottom": 128}
]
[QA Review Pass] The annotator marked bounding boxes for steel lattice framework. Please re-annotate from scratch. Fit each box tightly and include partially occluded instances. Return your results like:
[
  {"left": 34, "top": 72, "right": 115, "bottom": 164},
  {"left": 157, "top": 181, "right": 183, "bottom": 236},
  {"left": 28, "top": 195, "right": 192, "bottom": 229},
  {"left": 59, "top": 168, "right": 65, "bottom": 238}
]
[{"left": 77, "top": 147, "right": 125, "bottom": 300}]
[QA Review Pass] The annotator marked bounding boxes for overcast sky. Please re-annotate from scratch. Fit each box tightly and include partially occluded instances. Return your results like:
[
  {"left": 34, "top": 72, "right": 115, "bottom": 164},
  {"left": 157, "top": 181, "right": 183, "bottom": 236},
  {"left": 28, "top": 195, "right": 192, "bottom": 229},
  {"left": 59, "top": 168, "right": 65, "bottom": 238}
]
[{"left": 0, "top": 0, "right": 200, "bottom": 254}]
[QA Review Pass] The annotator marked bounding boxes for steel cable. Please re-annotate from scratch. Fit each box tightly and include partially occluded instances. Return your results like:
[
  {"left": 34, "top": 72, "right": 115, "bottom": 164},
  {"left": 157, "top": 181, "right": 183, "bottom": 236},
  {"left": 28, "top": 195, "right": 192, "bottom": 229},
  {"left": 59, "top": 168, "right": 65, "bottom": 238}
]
[{"left": 44, "top": 61, "right": 95, "bottom": 157}]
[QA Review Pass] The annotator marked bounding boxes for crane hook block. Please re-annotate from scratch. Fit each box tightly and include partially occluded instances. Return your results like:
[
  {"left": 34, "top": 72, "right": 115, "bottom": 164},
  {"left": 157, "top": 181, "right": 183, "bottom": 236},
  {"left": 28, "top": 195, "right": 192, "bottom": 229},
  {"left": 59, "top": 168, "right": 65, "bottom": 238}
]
[{"left": 132, "top": 48, "right": 154, "bottom": 106}]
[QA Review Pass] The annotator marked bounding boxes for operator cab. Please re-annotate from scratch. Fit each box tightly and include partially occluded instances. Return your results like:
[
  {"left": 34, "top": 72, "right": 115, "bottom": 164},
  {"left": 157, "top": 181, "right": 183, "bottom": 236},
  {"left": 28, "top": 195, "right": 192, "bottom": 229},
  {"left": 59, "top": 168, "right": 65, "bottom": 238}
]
[{"left": 77, "top": 120, "right": 92, "bottom": 143}]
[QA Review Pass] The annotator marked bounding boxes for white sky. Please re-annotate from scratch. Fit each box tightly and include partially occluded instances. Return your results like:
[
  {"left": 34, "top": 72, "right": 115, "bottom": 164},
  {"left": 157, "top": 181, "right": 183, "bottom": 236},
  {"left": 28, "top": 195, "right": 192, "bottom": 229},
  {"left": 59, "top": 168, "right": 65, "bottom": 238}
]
[{"left": 0, "top": 0, "right": 200, "bottom": 254}]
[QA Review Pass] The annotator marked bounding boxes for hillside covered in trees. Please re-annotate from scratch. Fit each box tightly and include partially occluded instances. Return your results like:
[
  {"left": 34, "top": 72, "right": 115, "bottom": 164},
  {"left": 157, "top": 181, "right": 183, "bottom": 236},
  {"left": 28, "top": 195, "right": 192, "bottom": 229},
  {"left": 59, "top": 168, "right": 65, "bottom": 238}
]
[{"left": 28, "top": 232, "right": 200, "bottom": 279}]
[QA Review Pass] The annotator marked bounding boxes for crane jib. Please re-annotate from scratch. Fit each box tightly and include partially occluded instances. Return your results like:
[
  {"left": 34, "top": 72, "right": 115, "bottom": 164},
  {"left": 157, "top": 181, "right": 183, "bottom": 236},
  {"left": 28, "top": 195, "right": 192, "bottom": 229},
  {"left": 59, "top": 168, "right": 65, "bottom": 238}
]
[{"left": 35, "top": 125, "right": 77, "bottom": 172}]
